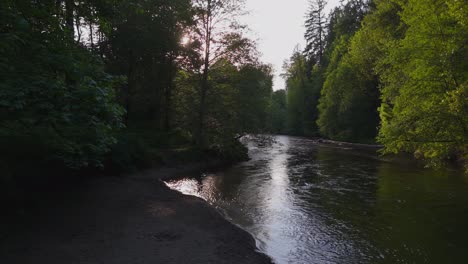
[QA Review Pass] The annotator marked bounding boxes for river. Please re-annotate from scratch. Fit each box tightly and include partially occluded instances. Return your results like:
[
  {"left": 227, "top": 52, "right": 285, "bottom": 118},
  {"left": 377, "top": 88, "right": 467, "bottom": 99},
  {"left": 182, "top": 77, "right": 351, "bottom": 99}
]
[{"left": 166, "top": 135, "right": 468, "bottom": 264}]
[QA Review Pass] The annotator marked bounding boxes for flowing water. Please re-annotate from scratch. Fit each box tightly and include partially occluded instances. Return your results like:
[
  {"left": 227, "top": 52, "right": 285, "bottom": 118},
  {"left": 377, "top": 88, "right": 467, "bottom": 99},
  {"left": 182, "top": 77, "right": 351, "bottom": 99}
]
[{"left": 166, "top": 135, "right": 468, "bottom": 264}]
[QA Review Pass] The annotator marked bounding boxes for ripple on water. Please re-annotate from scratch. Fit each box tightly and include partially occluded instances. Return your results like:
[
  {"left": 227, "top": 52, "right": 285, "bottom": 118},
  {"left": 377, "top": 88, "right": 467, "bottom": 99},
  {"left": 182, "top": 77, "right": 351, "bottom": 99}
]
[{"left": 166, "top": 135, "right": 468, "bottom": 264}]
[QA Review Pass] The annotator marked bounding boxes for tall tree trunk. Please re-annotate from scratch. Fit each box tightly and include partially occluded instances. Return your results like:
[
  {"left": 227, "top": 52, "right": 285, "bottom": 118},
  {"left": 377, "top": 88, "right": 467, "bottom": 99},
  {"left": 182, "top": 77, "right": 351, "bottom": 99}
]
[
  {"left": 163, "top": 57, "right": 175, "bottom": 132},
  {"left": 64, "top": 0, "right": 75, "bottom": 87},
  {"left": 153, "top": 58, "right": 163, "bottom": 130},
  {"left": 164, "top": 82, "right": 173, "bottom": 132},
  {"left": 196, "top": 3, "right": 212, "bottom": 147},
  {"left": 75, "top": 18, "right": 81, "bottom": 42},
  {"left": 89, "top": 20, "right": 94, "bottom": 49},
  {"left": 65, "top": 0, "right": 74, "bottom": 40},
  {"left": 197, "top": 66, "right": 209, "bottom": 147},
  {"left": 125, "top": 52, "right": 135, "bottom": 126},
  {"left": 318, "top": 11, "right": 324, "bottom": 67}
]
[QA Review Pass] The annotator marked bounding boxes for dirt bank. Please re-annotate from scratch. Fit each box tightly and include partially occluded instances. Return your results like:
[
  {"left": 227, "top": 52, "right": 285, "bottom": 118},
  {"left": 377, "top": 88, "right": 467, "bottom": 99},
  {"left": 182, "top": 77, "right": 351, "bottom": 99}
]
[{"left": 0, "top": 163, "right": 273, "bottom": 264}]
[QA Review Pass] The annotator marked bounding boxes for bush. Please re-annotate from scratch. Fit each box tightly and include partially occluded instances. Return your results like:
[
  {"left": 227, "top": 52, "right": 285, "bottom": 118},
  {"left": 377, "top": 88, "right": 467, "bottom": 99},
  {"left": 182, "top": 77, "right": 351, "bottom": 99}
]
[
  {"left": 106, "top": 131, "right": 160, "bottom": 173},
  {"left": 208, "top": 138, "right": 249, "bottom": 162}
]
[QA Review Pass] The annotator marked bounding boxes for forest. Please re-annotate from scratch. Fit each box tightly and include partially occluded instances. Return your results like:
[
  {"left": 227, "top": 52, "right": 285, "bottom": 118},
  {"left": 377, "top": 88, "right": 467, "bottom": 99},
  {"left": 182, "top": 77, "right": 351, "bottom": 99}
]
[
  {"left": 1, "top": 1, "right": 467, "bottom": 263},
  {"left": 0, "top": 0, "right": 466, "bottom": 190},
  {"left": 279, "top": 0, "right": 467, "bottom": 169},
  {"left": 1, "top": 0, "right": 274, "bottom": 185}
]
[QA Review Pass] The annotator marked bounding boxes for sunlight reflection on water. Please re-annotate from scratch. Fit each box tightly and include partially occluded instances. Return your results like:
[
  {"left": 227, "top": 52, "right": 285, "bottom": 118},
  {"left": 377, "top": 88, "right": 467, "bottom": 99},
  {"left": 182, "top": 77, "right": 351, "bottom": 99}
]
[
  {"left": 165, "top": 135, "right": 468, "bottom": 264},
  {"left": 165, "top": 179, "right": 202, "bottom": 198}
]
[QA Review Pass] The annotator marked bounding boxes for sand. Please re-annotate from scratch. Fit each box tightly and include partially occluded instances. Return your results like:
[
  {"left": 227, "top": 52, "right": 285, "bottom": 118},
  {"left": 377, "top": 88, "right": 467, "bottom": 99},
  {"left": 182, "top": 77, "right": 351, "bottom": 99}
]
[{"left": 0, "top": 163, "right": 273, "bottom": 264}]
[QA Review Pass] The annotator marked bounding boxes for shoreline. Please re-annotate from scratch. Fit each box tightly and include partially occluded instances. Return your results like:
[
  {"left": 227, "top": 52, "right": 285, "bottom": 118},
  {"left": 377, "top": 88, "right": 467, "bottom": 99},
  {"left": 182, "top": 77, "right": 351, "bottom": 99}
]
[
  {"left": 314, "top": 138, "right": 383, "bottom": 149},
  {"left": 0, "top": 161, "right": 273, "bottom": 264}
]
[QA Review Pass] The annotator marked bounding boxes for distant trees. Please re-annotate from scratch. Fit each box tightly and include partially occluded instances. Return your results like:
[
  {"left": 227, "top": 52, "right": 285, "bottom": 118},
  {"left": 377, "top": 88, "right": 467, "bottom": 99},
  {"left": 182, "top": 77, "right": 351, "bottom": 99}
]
[
  {"left": 235, "top": 64, "right": 274, "bottom": 133},
  {"left": 282, "top": 50, "right": 320, "bottom": 136},
  {"left": 270, "top": 90, "right": 288, "bottom": 134},
  {"left": 317, "top": 0, "right": 377, "bottom": 142}
]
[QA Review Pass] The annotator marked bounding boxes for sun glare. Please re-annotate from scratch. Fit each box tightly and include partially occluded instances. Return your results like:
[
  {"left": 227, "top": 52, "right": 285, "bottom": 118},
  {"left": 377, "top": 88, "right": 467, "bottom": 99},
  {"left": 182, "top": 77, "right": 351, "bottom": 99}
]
[{"left": 181, "top": 35, "right": 190, "bottom": 45}]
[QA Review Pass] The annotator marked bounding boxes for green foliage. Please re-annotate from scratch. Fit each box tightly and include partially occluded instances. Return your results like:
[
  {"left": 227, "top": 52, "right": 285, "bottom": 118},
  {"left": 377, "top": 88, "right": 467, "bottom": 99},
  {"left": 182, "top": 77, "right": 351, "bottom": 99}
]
[
  {"left": 4, "top": 0, "right": 464, "bottom": 179},
  {"left": 235, "top": 64, "right": 274, "bottom": 133},
  {"left": 189, "top": 0, "right": 253, "bottom": 147},
  {"left": 203, "top": 60, "right": 241, "bottom": 146},
  {"left": 0, "top": 0, "right": 275, "bottom": 208},
  {"left": 270, "top": 90, "right": 288, "bottom": 134},
  {"left": 377, "top": 0, "right": 468, "bottom": 167},
  {"left": 99, "top": 0, "right": 193, "bottom": 128},
  {"left": 304, "top": 0, "right": 328, "bottom": 64},
  {"left": 317, "top": 45, "right": 379, "bottom": 142},
  {"left": 107, "top": 128, "right": 193, "bottom": 172},
  {"left": 316, "top": 0, "right": 379, "bottom": 143},
  {"left": 293, "top": 0, "right": 466, "bottom": 168},
  {"left": 283, "top": 51, "right": 321, "bottom": 136},
  {"left": 316, "top": 0, "right": 466, "bottom": 166},
  {"left": 206, "top": 137, "right": 249, "bottom": 162},
  {"left": 108, "top": 131, "right": 155, "bottom": 172},
  {"left": 173, "top": 59, "right": 273, "bottom": 156},
  {"left": 0, "top": 0, "right": 124, "bottom": 169}
]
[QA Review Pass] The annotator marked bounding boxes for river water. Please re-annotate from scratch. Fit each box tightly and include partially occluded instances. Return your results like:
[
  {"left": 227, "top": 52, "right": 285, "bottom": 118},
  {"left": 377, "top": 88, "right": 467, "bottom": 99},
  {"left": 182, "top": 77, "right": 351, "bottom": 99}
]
[{"left": 166, "top": 135, "right": 468, "bottom": 264}]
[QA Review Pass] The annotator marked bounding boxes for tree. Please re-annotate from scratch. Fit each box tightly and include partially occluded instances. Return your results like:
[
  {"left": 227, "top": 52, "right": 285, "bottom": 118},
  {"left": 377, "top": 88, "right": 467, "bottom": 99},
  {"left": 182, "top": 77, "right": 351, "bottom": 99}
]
[
  {"left": 270, "top": 90, "right": 288, "bottom": 134},
  {"left": 317, "top": 0, "right": 377, "bottom": 142},
  {"left": 317, "top": 45, "right": 379, "bottom": 142},
  {"left": 188, "top": 0, "right": 255, "bottom": 146},
  {"left": 0, "top": 0, "right": 275, "bottom": 177},
  {"left": 377, "top": 0, "right": 468, "bottom": 167},
  {"left": 282, "top": 50, "right": 321, "bottom": 136},
  {"left": 304, "top": 0, "right": 328, "bottom": 66},
  {"left": 97, "top": 0, "right": 192, "bottom": 129},
  {"left": 235, "top": 64, "right": 274, "bottom": 133},
  {"left": 172, "top": 58, "right": 273, "bottom": 158},
  {"left": 0, "top": 0, "right": 124, "bottom": 168},
  {"left": 325, "top": 0, "right": 368, "bottom": 60}
]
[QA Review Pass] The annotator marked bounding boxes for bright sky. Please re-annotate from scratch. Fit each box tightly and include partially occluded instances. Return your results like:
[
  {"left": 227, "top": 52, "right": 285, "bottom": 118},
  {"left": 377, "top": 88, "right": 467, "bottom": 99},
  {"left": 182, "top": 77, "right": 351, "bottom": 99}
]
[{"left": 241, "top": 0, "right": 341, "bottom": 90}]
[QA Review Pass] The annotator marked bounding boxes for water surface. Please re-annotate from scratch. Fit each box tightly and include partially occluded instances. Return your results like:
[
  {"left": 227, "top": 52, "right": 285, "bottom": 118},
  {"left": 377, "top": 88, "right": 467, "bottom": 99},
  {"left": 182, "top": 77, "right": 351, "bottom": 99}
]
[{"left": 167, "top": 135, "right": 468, "bottom": 264}]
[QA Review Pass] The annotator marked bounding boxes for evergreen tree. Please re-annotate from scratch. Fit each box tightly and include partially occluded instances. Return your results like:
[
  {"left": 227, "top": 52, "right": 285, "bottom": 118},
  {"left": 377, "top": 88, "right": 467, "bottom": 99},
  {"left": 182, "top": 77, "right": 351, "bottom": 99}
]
[
  {"left": 304, "top": 0, "right": 328, "bottom": 67},
  {"left": 270, "top": 90, "right": 288, "bottom": 134},
  {"left": 317, "top": 0, "right": 377, "bottom": 142},
  {"left": 283, "top": 50, "right": 321, "bottom": 136}
]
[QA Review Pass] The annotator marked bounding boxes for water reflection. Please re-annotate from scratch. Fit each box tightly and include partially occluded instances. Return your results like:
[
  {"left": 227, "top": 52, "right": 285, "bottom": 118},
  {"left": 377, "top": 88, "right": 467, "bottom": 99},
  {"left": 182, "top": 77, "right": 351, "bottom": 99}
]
[
  {"left": 372, "top": 163, "right": 468, "bottom": 263},
  {"left": 256, "top": 136, "right": 296, "bottom": 262},
  {"left": 166, "top": 135, "right": 468, "bottom": 264},
  {"left": 165, "top": 179, "right": 202, "bottom": 198}
]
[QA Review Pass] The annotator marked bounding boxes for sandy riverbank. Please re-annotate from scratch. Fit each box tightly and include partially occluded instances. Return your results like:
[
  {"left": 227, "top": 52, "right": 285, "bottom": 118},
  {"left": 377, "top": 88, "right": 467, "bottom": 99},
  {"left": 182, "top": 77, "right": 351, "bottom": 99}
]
[{"left": 0, "top": 162, "right": 273, "bottom": 264}]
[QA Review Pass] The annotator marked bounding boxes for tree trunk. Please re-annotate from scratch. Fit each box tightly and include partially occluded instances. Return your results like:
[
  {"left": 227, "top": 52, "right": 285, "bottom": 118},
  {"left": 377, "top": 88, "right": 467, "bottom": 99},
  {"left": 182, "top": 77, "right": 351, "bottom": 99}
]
[
  {"left": 89, "top": 20, "right": 94, "bottom": 49},
  {"left": 125, "top": 52, "right": 136, "bottom": 126},
  {"left": 163, "top": 58, "right": 175, "bottom": 132},
  {"left": 197, "top": 68, "right": 209, "bottom": 147},
  {"left": 65, "top": 0, "right": 74, "bottom": 40},
  {"left": 196, "top": 3, "right": 212, "bottom": 147},
  {"left": 151, "top": 57, "right": 162, "bottom": 129}
]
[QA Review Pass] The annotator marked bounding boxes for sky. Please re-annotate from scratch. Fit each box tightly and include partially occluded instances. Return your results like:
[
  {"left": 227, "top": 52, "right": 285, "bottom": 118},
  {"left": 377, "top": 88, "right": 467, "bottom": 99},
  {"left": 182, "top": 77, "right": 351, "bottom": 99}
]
[{"left": 241, "top": 0, "right": 341, "bottom": 90}]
